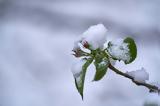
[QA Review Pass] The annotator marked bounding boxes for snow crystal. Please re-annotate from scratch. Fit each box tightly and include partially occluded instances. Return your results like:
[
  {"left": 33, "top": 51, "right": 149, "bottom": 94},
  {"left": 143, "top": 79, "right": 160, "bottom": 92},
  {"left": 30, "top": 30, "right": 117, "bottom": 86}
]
[
  {"left": 71, "top": 59, "right": 85, "bottom": 78},
  {"left": 126, "top": 67, "right": 149, "bottom": 83},
  {"left": 108, "top": 38, "right": 130, "bottom": 63},
  {"left": 82, "top": 24, "right": 107, "bottom": 50}
]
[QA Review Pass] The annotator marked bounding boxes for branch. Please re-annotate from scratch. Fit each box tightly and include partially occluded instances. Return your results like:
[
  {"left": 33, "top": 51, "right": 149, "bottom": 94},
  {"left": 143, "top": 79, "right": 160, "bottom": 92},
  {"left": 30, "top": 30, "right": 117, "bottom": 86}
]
[{"left": 108, "top": 64, "right": 160, "bottom": 93}]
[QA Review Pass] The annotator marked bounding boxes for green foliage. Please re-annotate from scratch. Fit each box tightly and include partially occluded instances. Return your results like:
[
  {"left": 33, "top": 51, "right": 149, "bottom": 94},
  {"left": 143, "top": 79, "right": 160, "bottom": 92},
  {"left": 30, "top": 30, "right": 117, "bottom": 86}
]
[
  {"left": 72, "top": 36, "right": 137, "bottom": 99},
  {"left": 74, "top": 58, "right": 93, "bottom": 99},
  {"left": 123, "top": 37, "right": 137, "bottom": 64},
  {"left": 93, "top": 53, "right": 109, "bottom": 81},
  {"left": 107, "top": 37, "right": 137, "bottom": 64}
]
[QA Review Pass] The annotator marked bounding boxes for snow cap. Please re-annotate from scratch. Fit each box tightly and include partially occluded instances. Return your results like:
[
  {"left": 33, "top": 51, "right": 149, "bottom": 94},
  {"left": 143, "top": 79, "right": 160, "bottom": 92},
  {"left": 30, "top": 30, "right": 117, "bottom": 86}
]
[
  {"left": 82, "top": 24, "right": 107, "bottom": 50},
  {"left": 71, "top": 59, "right": 85, "bottom": 78},
  {"left": 126, "top": 67, "right": 149, "bottom": 83}
]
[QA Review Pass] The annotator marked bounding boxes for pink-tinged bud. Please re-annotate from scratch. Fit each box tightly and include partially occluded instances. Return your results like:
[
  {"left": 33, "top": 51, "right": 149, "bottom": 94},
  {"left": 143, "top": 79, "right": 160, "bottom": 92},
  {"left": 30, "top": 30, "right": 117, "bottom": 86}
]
[
  {"left": 72, "top": 49, "right": 82, "bottom": 57},
  {"left": 72, "top": 40, "right": 85, "bottom": 57},
  {"left": 81, "top": 40, "right": 89, "bottom": 48}
]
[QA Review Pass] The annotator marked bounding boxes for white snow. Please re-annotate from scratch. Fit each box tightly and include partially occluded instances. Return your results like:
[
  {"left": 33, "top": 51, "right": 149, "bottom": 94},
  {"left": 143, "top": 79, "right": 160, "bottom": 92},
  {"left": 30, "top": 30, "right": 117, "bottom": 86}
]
[
  {"left": 109, "top": 58, "right": 116, "bottom": 66},
  {"left": 71, "top": 59, "right": 86, "bottom": 88},
  {"left": 107, "top": 38, "right": 130, "bottom": 63},
  {"left": 99, "top": 57, "right": 109, "bottom": 67},
  {"left": 71, "top": 59, "right": 85, "bottom": 78},
  {"left": 81, "top": 24, "right": 107, "bottom": 50},
  {"left": 126, "top": 68, "right": 149, "bottom": 83},
  {"left": 73, "top": 40, "right": 80, "bottom": 51},
  {"left": 99, "top": 61, "right": 107, "bottom": 67}
]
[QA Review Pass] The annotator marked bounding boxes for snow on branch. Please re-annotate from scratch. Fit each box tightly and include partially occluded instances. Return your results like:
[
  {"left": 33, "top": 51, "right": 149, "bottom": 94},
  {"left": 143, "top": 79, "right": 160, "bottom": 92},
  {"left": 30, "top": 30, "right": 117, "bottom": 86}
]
[
  {"left": 71, "top": 23, "right": 160, "bottom": 99},
  {"left": 108, "top": 64, "right": 160, "bottom": 93}
]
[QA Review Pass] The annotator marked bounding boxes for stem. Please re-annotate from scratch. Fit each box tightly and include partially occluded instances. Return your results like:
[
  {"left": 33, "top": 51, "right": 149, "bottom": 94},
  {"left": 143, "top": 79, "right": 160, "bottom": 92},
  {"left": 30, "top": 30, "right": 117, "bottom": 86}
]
[{"left": 108, "top": 64, "right": 160, "bottom": 93}]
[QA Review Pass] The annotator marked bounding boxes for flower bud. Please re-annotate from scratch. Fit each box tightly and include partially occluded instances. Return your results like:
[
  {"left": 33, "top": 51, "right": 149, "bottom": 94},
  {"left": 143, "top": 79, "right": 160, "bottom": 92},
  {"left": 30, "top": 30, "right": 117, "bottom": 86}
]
[{"left": 81, "top": 40, "right": 89, "bottom": 48}]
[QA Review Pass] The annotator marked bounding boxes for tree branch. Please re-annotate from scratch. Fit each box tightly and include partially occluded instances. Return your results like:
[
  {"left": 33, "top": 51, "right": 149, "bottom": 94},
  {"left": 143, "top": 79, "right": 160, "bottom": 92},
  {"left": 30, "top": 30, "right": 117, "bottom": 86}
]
[{"left": 108, "top": 64, "right": 160, "bottom": 93}]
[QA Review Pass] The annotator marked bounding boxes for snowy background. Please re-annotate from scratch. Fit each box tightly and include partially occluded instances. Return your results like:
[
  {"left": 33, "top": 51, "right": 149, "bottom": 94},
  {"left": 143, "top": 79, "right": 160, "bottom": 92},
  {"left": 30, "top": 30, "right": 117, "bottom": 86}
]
[{"left": 0, "top": 0, "right": 160, "bottom": 106}]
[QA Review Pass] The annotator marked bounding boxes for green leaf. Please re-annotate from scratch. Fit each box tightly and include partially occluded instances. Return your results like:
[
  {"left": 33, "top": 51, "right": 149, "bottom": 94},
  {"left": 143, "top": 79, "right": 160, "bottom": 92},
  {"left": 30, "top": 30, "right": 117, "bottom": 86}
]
[
  {"left": 123, "top": 37, "right": 137, "bottom": 64},
  {"left": 107, "top": 37, "right": 137, "bottom": 64},
  {"left": 93, "top": 53, "right": 109, "bottom": 81},
  {"left": 74, "top": 58, "right": 93, "bottom": 100}
]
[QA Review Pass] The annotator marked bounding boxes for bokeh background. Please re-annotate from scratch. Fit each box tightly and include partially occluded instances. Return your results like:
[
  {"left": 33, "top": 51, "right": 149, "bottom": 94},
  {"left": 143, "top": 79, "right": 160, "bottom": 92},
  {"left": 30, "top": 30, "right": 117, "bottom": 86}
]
[{"left": 0, "top": 0, "right": 160, "bottom": 106}]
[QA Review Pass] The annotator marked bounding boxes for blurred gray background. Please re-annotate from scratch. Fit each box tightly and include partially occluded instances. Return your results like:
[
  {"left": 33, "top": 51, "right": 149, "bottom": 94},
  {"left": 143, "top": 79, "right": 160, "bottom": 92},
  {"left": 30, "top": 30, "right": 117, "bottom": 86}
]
[{"left": 0, "top": 0, "right": 160, "bottom": 106}]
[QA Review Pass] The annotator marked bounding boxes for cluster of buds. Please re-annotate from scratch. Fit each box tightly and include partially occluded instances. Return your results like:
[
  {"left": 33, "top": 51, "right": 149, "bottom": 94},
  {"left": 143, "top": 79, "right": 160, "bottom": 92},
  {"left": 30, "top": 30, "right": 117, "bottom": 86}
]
[{"left": 72, "top": 40, "right": 90, "bottom": 58}]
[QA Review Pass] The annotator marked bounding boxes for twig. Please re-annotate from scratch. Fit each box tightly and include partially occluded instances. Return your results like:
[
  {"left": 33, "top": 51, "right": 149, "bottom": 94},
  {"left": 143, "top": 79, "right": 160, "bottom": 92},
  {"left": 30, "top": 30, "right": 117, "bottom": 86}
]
[{"left": 108, "top": 64, "right": 160, "bottom": 93}]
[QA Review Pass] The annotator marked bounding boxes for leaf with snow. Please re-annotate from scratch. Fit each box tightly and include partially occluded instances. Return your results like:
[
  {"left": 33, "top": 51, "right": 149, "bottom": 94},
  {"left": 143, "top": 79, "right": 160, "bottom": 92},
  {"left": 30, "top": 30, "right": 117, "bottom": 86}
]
[
  {"left": 71, "top": 58, "right": 93, "bottom": 99},
  {"left": 93, "top": 53, "right": 109, "bottom": 81},
  {"left": 107, "top": 37, "right": 137, "bottom": 64},
  {"left": 123, "top": 37, "right": 137, "bottom": 64}
]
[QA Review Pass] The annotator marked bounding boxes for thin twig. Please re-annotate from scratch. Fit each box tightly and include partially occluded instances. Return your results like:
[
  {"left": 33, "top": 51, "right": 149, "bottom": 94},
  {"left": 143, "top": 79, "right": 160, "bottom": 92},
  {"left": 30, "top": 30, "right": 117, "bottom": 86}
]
[{"left": 108, "top": 64, "right": 160, "bottom": 93}]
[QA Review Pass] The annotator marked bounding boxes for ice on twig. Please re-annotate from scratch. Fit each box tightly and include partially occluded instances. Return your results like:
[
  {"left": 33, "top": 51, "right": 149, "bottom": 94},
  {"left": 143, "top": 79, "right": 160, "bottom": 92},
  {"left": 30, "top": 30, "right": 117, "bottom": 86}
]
[
  {"left": 149, "top": 82, "right": 160, "bottom": 93},
  {"left": 126, "top": 67, "right": 149, "bottom": 83}
]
